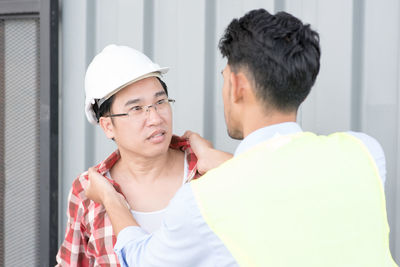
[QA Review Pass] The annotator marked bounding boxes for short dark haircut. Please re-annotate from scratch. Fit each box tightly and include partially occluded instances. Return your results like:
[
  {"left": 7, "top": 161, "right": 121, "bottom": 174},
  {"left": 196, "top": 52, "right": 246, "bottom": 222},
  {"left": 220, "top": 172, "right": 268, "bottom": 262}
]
[
  {"left": 93, "top": 77, "right": 168, "bottom": 122},
  {"left": 218, "top": 9, "right": 320, "bottom": 112}
]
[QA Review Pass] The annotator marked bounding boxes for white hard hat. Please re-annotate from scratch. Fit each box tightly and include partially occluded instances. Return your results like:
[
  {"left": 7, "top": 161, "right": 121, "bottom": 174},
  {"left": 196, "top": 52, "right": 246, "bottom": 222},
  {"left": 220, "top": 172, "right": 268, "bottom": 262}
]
[{"left": 84, "top": 44, "right": 169, "bottom": 125}]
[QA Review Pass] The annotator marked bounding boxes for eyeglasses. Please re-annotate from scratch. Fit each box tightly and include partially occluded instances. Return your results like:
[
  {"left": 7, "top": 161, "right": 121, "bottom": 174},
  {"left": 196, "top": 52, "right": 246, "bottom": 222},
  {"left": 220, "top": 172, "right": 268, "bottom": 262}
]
[{"left": 105, "top": 98, "right": 175, "bottom": 119}]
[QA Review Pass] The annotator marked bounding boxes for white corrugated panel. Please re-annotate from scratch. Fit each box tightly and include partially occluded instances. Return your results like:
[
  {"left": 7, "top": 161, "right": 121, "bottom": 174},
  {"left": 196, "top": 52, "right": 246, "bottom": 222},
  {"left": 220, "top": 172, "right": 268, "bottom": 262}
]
[{"left": 60, "top": 0, "right": 400, "bottom": 262}]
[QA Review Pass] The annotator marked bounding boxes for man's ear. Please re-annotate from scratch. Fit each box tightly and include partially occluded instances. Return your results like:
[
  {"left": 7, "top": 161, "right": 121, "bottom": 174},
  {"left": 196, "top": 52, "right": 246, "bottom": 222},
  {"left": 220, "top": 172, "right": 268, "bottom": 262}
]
[
  {"left": 99, "top": 116, "right": 115, "bottom": 140},
  {"left": 230, "top": 71, "right": 251, "bottom": 103}
]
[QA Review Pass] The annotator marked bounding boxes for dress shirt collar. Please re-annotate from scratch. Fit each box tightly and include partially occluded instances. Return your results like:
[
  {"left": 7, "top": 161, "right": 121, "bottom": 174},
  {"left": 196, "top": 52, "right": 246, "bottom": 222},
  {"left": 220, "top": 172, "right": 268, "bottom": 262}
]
[{"left": 234, "top": 122, "right": 303, "bottom": 157}]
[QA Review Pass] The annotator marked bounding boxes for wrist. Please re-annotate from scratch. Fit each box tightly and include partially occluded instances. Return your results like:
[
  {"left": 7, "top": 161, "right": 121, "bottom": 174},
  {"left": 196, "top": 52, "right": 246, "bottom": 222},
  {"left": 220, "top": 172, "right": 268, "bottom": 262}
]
[{"left": 101, "top": 188, "right": 120, "bottom": 207}]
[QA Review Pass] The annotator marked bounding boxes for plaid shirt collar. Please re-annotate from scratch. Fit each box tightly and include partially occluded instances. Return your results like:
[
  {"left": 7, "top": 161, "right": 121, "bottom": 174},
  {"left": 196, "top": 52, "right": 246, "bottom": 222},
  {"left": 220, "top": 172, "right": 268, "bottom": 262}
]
[{"left": 95, "top": 135, "right": 200, "bottom": 189}]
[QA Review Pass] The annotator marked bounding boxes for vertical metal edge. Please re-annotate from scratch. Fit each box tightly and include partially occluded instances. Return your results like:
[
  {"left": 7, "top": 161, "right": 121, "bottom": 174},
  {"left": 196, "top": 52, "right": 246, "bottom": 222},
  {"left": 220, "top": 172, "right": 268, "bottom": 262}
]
[
  {"left": 84, "top": 0, "right": 96, "bottom": 169},
  {"left": 49, "top": 0, "right": 59, "bottom": 264},
  {"left": 203, "top": 0, "right": 216, "bottom": 142},
  {"left": 39, "top": 0, "right": 59, "bottom": 265},
  {"left": 395, "top": 1, "right": 400, "bottom": 262},
  {"left": 57, "top": 0, "right": 62, "bottom": 247},
  {"left": 0, "top": 19, "right": 5, "bottom": 267},
  {"left": 143, "top": 0, "right": 154, "bottom": 59},
  {"left": 39, "top": 0, "right": 50, "bottom": 262},
  {"left": 350, "top": 0, "right": 364, "bottom": 132}
]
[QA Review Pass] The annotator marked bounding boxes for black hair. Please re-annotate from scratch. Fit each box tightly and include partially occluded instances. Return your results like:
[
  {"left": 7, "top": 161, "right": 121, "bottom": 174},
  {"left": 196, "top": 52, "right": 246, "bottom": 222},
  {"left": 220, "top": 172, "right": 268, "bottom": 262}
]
[
  {"left": 93, "top": 76, "right": 168, "bottom": 122},
  {"left": 218, "top": 9, "right": 320, "bottom": 112}
]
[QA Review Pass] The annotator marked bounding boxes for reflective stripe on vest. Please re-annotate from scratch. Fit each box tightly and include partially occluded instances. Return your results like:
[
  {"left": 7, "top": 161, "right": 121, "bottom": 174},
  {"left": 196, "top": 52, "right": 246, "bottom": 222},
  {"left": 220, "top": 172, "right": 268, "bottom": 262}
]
[{"left": 191, "top": 132, "right": 397, "bottom": 267}]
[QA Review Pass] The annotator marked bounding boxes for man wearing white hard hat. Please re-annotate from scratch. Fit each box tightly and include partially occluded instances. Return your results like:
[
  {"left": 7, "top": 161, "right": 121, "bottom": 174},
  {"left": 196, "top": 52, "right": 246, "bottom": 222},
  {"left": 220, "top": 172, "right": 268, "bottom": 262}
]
[
  {"left": 84, "top": 9, "right": 396, "bottom": 267},
  {"left": 56, "top": 45, "right": 200, "bottom": 266}
]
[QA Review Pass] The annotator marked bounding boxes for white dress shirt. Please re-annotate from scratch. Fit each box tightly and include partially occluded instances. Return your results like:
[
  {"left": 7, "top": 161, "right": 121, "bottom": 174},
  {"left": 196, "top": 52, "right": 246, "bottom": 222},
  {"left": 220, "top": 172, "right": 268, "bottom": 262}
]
[
  {"left": 234, "top": 122, "right": 386, "bottom": 186},
  {"left": 114, "top": 123, "right": 388, "bottom": 266}
]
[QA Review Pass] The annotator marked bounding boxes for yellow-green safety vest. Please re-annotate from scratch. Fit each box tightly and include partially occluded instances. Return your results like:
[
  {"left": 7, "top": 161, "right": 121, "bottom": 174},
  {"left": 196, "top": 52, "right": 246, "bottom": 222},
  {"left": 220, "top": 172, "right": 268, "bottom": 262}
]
[{"left": 191, "top": 132, "right": 397, "bottom": 267}]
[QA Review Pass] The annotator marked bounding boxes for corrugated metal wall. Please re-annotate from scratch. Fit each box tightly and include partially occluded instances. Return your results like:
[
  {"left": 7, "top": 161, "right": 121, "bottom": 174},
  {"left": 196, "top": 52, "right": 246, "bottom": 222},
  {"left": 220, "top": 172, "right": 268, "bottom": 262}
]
[{"left": 60, "top": 0, "right": 400, "bottom": 262}]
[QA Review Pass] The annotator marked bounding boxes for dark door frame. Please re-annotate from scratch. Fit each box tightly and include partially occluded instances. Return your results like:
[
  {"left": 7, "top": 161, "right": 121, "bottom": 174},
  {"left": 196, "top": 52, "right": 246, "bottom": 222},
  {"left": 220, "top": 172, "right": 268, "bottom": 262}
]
[{"left": 0, "top": 0, "right": 59, "bottom": 266}]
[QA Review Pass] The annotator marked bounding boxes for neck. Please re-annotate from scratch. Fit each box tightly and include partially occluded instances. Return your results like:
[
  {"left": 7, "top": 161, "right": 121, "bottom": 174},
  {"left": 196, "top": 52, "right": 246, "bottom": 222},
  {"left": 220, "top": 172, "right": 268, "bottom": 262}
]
[
  {"left": 242, "top": 105, "right": 297, "bottom": 138},
  {"left": 114, "top": 148, "right": 173, "bottom": 184}
]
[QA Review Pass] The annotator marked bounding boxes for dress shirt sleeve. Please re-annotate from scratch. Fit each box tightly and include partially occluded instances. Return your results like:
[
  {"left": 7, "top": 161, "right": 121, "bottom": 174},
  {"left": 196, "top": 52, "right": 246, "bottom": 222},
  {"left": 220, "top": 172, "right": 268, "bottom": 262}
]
[
  {"left": 56, "top": 180, "right": 90, "bottom": 266},
  {"left": 347, "top": 131, "right": 387, "bottom": 187},
  {"left": 114, "top": 184, "right": 214, "bottom": 267}
]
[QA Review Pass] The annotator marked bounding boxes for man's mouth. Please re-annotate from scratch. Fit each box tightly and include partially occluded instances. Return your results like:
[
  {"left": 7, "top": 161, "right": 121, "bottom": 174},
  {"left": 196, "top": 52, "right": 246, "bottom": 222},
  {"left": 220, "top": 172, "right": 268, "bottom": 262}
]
[{"left": 147, "top": 130, "right": 166, "bottom": 141}]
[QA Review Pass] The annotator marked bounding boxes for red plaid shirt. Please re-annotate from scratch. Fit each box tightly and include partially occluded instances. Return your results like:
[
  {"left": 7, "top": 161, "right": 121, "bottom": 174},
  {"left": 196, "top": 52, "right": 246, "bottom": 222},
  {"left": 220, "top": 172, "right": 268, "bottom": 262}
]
[{"left": 56, "top": 136, "right": 199, "bottom": 266}]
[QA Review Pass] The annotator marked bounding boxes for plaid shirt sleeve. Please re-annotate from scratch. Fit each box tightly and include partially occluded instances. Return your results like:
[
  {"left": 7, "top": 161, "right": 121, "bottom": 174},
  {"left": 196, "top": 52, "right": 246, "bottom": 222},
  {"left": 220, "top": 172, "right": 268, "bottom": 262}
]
[{"left": 56, "top": 174, "right": 91, "bottom": 267}]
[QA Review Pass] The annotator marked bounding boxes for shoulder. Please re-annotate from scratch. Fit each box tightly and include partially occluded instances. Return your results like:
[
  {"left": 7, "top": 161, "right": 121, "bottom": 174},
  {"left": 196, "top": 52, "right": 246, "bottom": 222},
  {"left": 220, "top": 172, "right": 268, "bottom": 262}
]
[
  {"left": 69, "top": 150, "right": 117, "bottom": 202},
  {"left": 70, "top": 171, "right": 89, "bottom": 200},
  {"left": 345, "top": 131, "right": 386, "bottom": 185},
  {"left": 345, "top": 131, "right": 386, "bottom": 163},
  {"left": 66, "top": 171, "right": 93, "bottom": 219}
]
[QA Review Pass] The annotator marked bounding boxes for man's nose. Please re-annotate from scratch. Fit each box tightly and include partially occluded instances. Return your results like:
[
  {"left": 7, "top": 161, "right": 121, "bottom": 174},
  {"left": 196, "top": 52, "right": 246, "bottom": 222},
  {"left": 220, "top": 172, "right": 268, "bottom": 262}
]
[{"left": 145, "top": 105, "right": 163, "bottom": 125}]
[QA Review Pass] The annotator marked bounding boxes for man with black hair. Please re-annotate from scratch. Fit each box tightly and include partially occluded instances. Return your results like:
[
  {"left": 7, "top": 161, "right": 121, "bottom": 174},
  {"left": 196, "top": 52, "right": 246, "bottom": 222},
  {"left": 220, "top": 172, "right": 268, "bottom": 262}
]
[
  {"left": 56, "top": 45, "right": 200, "bottom": 266},
  {"left": 85, "top": 10, "right": 397, "bottom": 266}
]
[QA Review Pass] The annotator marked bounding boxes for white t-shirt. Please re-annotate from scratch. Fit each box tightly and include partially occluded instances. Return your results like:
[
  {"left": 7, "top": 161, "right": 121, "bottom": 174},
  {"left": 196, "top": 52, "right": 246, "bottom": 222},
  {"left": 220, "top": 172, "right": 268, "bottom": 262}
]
[{"left": 106, "top": 151, "right": 189, "bottom": 233}]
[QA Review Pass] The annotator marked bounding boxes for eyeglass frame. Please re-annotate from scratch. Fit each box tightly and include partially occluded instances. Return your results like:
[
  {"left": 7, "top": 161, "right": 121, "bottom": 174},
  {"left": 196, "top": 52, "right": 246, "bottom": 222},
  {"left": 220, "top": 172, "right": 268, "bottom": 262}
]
[{"left": 104, "top": 98, "right": 175, "bottom": 119}]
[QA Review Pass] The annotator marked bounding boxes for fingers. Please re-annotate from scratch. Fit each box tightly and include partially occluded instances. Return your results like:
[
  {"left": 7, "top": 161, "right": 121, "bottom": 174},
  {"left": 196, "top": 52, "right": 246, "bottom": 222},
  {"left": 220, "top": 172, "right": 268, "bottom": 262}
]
[
  {"left": 88, "top": 167, "right": 98, "bottom": 177},
  {"left": 85, "top": 166, "right": 112, "bottom": 204},
  {"left": 84, "top": 182, "right": 91, "bottom": 198},
  {"left": 88, "top": 167, "right": 108, "bottom": 183},
  {"left": 182, "top": 130, "right": 202, "bottom": 142},
  {"left": 182, "top": 130, "right": 194, "bottom": 139},
  {"left": 84, "top": 167, "right": 96, "bottom": 192}
]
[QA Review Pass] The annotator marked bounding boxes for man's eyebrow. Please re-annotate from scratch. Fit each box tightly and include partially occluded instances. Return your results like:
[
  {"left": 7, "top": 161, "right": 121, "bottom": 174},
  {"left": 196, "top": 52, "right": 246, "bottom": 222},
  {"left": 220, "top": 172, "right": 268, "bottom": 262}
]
[
  {"left": 124, "top": 90, "right": 166, "bottom": 106},
  {"left": 125, "top": 98, "right": 141, "bottom": 107},
  {"left": 154, "top": 90, "right": 166, "bottom": 98}
]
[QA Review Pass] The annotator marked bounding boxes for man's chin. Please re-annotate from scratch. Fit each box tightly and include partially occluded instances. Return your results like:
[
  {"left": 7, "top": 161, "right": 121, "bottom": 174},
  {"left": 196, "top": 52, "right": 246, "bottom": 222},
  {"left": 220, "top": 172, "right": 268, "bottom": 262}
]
[
  {"left": 227, "top": 129, "right": 243, "bottom": 140},
  {"left": 141, "top": 144, "right": 170, "bottom": 159}
]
